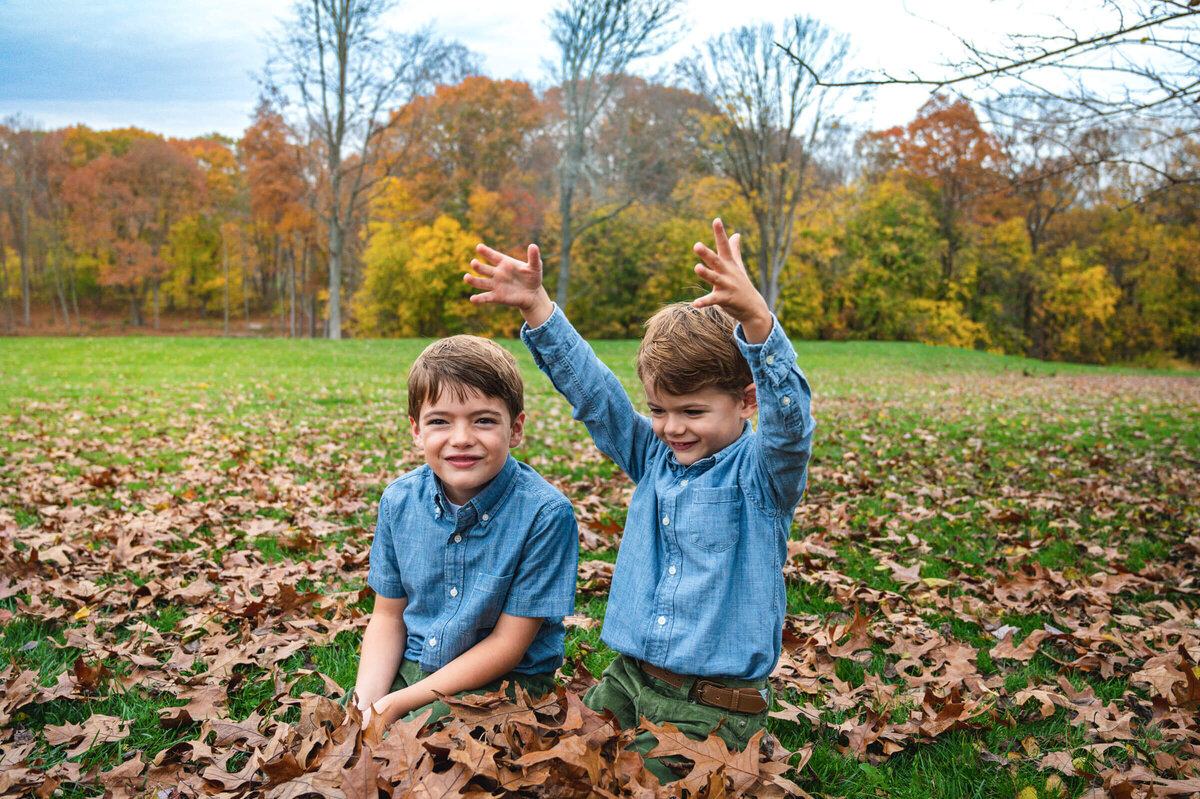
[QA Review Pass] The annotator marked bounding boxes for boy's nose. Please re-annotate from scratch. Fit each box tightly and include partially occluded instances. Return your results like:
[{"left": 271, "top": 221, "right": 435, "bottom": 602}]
[
  {"left": 663, "top": 414, "right": 686, "bottom": 436},
  {"left": 450, "top": 423, "right": 475, "bottom": 445}
]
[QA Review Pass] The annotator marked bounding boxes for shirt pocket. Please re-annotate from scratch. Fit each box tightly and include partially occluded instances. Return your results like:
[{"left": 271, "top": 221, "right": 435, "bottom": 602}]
[
  {"left": 469, "top": 570, "right": 513, "bottom": 627},
  {"left": 682, "top": 486, "right": 742, "bottom": 552}
]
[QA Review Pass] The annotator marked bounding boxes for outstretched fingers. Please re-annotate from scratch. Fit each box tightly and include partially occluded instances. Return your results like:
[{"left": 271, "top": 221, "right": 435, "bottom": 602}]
[
  {"left": 711, "top": 217, "right": 733, "bottom": 260},
  {"left": 474, "top": 242, "right": 507, "bottom": 266}
]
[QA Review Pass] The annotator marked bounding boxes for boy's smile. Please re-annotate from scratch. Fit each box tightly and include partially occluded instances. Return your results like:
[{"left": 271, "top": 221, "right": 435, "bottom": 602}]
[
  {"left": 644, "top": 384, "right": 757, "bottom": 466},
  {"left": 412, "top": 388, "right": 524, "bottom": 505}
]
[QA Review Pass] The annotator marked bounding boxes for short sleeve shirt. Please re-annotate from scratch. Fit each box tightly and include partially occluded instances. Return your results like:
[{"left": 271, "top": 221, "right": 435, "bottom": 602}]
[{"left": 367, "top": 455, "right": 579, "bottom": 674}]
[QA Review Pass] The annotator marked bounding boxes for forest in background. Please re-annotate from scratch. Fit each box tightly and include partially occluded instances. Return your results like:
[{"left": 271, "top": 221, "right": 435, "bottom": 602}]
[{"left": 1, "top": 6, "right": 1198, "bottom": 367}]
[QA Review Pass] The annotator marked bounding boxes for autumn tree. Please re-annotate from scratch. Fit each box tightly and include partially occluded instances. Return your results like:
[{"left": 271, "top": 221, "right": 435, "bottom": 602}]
[
  {"left": 680, "top": 16, "right": 850, "bottom": 312},
  {"left": 381, "top": 76, "right": 546, "bottom": 243},
  {"left": 871, "top": 95, "right": 1005, "bottom": 296},
  {"left": 242, "top": 102, "right": 319, "bottom": 337},
  {"left": 0, "top": 118, "right": 42, "bottom": 326},
  {"left": 264, "top": 0, "right": 476, "bottom": 338},
  {"left": 547, "top": 0, "right": 683, "bottom": 308},
  {"left": 63, "top": 137, "right": 204, "bottom": 326}
]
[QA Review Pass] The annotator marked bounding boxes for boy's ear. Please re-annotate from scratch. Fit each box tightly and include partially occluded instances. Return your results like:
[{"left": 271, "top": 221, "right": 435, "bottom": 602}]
[
  {"left": 409, "top": 416, "right": 422, "bottom": 446},
  {"left": 508, "top": 411, "right": 526, "bottom": 449},
  {"left": 740, "top": 383, "right": 758, "bottom": 419}
]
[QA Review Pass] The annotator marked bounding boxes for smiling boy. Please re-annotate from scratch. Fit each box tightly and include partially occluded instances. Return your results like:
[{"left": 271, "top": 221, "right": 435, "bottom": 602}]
[
  {"left": 352, "top": 335, "right": 578, "bottom": 728},
  {"left": 467, "top": 220, "right": 815, "bottom": 781}
]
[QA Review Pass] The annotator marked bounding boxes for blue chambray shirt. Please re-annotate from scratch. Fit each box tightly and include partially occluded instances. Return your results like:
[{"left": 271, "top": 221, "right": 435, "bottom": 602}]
[
  {"left": 367, "top": 455, "right": 579, "bottom": 674},
  {"left": 522, "top": 306, "right": 814, "bottom": 681}
]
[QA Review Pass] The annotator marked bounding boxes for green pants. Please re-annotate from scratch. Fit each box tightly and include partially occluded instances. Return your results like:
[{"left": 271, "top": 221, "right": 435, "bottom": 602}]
[
  {"left": 345, "top": 659, "right": 557, "bottom": 725},
  {"left": 582, "top": 654, "right": 770, "bottom": 784}
]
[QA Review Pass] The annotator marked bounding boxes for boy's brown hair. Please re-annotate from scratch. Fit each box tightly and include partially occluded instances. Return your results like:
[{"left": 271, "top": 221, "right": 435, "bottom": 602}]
[
  {"left": 408, "top": 335, "right": 524, "bottom": 422},
  {"left": 637, "top": 303, "right": 753, "bottom": 397}
]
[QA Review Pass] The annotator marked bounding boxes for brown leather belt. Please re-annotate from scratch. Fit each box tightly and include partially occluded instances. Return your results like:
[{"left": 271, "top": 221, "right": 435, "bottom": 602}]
[{"left": 639, "top": 660, "right": 769, "bottom": 715}]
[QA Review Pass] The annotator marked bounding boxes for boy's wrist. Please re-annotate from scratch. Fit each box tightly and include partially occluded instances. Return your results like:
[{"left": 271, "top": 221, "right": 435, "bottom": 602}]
[
  {"left": 739, "top": 307, "right": 774, "bottom": 344},
  {"left": 520, "top": 289, "right": 554, "bottom": 328}
]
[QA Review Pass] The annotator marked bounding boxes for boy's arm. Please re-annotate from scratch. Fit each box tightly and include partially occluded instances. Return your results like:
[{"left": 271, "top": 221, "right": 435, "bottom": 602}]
[
  {"left": 693, "top": 219, "right": 815, "bottom": 509},
  {"left": 370, "top": 614, "right": 542, "bottom": 726},
  {"left": 354, "top": 596, "right": 408, "bottom": 717},
  {"left": 467, "top": 243, "right": 658, "bottom": 481},
  {"left": 368, "top": 497, "right": 575, "bottom": 727}
]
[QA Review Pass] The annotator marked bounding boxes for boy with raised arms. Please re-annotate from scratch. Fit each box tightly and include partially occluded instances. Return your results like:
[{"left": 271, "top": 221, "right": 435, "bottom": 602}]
[
  {"left": 352, "top": 335, "right": 578, "bottom": 727},
  {"left": 466, "top": 220, "right": 815, "bottom": 780}
]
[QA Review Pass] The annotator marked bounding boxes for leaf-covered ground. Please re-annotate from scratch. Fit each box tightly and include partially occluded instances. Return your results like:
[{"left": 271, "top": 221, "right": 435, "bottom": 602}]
[{"left": 0, "top": 338, "right": 1197, "bottom": 798}]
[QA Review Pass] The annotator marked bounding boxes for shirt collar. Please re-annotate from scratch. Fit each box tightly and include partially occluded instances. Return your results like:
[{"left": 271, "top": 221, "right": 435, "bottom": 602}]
[{"left": 431, "top": 455, "right": 519, "bottom": 529}]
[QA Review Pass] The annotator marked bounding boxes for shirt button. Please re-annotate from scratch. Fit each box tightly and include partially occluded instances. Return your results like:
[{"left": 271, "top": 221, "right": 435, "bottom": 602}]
[
  {"left": 449, "top": 587, "right": 458, "bottom": 597},
  {"left": 781, "top": 396, "right": 791, "bottom": 406},
  {"left": 766, "top": 354, "right": 775, "bottom": 365},
  {"left": 669, "top": 565, "right": 677, "bottom": 575},
  {"left": 453, "top": 534, "right": 462, "bottom": 543},
  {"left": 428, "top": 637, "right": 437, "bottom": 647},
  {"left": 662, "top": 516, "right": 670, "bottom": 526},
  {"left": 657, "top": 616, "right": 666, "bottom": 626},
  {"left": 680, "top": 479, "right": 688, "bottom": 487},
  {"left": 481, "top": 513, "right": 489, "bottom": 521}
]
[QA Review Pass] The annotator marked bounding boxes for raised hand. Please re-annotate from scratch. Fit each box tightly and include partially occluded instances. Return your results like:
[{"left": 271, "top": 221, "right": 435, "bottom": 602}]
[
  {"left": 692, "top": 218, "right": 774, "bottom": 344},
  {"left": 466, "top": 243, "right": 554, "bottom": 328}
]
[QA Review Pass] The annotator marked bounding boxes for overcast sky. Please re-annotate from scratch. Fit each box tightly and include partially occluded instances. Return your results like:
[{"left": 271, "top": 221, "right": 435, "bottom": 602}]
[{"left": 0, "top": 0, "right": 1083, "bottom": 139}]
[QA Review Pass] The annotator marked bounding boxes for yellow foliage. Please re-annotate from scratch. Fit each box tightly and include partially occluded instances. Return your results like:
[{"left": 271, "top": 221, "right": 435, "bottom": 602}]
[
  {"left": 354, "top": 212, "right": 506, "bottom": 338},
  {"left": 1038, "top": 246, "right": 1119, "bottom": 363},
  {"left": 900, "top": 298, "right": 988, "bottom": 349}
]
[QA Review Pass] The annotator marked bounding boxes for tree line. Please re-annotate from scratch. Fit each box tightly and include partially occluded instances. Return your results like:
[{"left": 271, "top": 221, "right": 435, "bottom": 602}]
[{"left": 1, "top": 1, "right": 1197, "bottom": 365}]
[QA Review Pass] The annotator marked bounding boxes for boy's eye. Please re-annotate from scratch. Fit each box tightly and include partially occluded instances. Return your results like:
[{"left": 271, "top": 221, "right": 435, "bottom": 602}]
[
  {"left": 685, "top": 410, "right": 705, "bottom": 417},
  {"left": 476, "top": 417, "right": 498, "bottom": 425},
  {"left": 648, "top": 408, "right": 664, "bottom": 416}
]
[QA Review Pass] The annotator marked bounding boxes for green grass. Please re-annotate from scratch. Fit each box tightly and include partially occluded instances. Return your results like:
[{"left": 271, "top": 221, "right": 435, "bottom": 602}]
[{"left": 1, "top": 335, "right": 1197, "bottom": 796}]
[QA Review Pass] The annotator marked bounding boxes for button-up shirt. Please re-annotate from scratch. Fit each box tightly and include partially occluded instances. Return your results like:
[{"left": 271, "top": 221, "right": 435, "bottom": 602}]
[
  {"left": 367, "top": 455, "right": 578, "bottom": 674},
  {"left": 522, "top": 306, "right": 814, "bottom": 680}
]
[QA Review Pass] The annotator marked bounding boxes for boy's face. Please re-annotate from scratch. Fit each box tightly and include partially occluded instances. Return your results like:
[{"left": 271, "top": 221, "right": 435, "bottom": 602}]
[
  {"left": 644, "top": 383, "right": 757, "bottom": 467},
  {"left": 411, "top": 387, "right": 524, "bottom": 506}
]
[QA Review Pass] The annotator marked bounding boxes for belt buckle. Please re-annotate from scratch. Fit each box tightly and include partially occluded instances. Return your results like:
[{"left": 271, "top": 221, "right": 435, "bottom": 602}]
[{"left": 691, "top": 679, "right": 722, "bottom": 708}]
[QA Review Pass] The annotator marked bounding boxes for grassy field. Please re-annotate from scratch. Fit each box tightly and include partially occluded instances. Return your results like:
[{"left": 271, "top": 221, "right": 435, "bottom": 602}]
[{"left": 0, "top": 336, "right": 1197, "bottom": 798}]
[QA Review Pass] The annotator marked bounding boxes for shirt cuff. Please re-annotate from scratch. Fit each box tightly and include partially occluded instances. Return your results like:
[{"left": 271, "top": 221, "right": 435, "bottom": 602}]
[
  {"left": 735, "top": 314, "right": 798, "bottom": 388},
  {"left": 519, "top": 303, "right": 574, "bottom": 358},
  {"left": 367, "top": 573, "right": 406, "bottom": 599},
  {"left": 502, "top": 596, "right": 576, "bottom": 619}
]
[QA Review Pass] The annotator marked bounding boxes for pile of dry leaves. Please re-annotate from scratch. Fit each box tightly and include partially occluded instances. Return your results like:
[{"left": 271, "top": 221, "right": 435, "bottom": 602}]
[{"left": 0, "top": 369, "right": 1198, "bottom": 797}]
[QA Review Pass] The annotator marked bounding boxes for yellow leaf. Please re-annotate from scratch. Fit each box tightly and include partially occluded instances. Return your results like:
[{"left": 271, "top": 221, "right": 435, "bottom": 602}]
[
  {"left": 1016, "top": 787, "right": 1038, "bottom": 799},
  {"left": 921, "top": 577, "right": 953, "bottom": 589},
  {"left": 1045, "top": 774, "right": 1065, "bottom": 797},
  {"left": 73, "top": 605, "right": 92, "bottom": 621},
  {"left": 1072, "top": 757, "right": 1088, "bottom": 772},
  {"left": 1021, "top": 736, "right": 1041, "bottom": 757}
]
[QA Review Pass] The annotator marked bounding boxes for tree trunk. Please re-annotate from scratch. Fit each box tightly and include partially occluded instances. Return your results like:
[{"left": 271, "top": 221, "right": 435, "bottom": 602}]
[
  {"left": 0, "top": 231, "right": 12, "bottom": 332},
  {"left": 327, "top": 215, "right": 343, "bottom": 339},
  {"left": 153, "top": 279, "right": 160, "bottom": 330},
  {"left": 19, "top": 204, "right": 30, "bottom": 327},
  {"left": 130, "top": 284, "right": 144, "bottom": 327},
  {"left": 223, "top": 233, "right": 230, "bottom": 337},
  {"left": 556, "top": 181, "right": 574, "bottom": 309},
  {"left": 53, "top": 257, "right": 71, "bottom": 330},
  {"left": 69, "top": 268, "right": 80, "bottom": 332},
  {"left": 289, "top": 240, "right": 297, "bottom": 339},
  {"left": 239, "top": 227, "right": 250, "bottom": 330}
]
